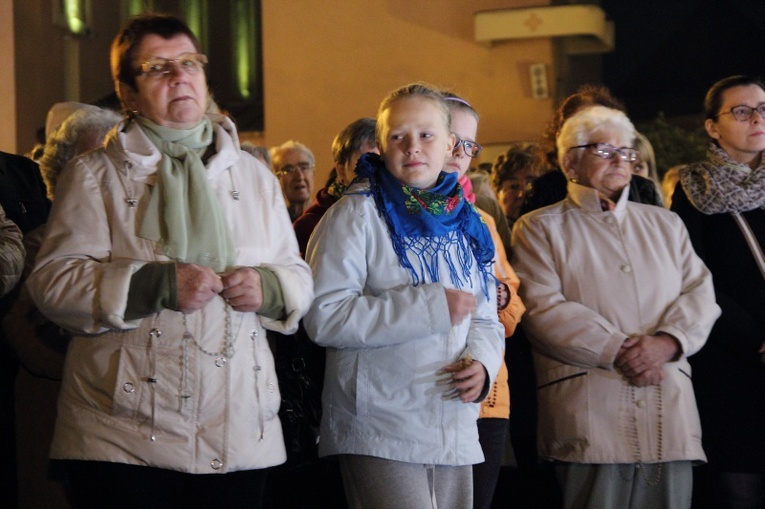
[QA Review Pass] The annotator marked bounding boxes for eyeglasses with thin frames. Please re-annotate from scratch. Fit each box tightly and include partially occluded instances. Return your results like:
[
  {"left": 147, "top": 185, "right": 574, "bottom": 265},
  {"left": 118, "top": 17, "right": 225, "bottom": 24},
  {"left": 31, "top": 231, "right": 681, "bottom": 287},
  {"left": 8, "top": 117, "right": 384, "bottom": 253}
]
[
  {"left": 137, "top": 53, "right": 208, "bottom": 78},
  {"left": 276, "top": 162, "right": 315, "bottom": 177},
  {"left": 453, "top": 136, "right": 482, "bottom": 158},
  {"left": 568, "top": 143, "right": 638, "bottom": 163},
  {"left": 717, "top": 103, "right": 765, "bottom": 122}
]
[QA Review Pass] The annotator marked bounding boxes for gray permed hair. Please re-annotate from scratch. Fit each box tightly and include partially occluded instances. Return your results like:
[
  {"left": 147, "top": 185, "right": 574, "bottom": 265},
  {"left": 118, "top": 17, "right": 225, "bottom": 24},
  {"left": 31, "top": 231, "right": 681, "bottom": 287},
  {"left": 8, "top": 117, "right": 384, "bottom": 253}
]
[{"left": 39, "top": 106, "right": 122, "bottom": 200}]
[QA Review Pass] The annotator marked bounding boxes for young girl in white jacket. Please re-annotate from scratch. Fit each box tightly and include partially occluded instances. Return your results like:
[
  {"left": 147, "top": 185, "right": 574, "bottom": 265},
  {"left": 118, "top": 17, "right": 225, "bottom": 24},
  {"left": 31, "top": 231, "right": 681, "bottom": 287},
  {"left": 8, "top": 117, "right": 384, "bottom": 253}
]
[{"left": 304, "top": 83, "right": 503, "bottom": 509}]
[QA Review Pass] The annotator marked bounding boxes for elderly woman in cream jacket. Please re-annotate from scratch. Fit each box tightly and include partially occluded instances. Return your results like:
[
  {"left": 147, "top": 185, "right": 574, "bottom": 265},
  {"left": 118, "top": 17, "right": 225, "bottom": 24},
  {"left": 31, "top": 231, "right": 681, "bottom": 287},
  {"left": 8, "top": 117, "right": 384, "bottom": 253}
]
[{"left": 511, "top": 105, "right": 720, "bottom": 509}]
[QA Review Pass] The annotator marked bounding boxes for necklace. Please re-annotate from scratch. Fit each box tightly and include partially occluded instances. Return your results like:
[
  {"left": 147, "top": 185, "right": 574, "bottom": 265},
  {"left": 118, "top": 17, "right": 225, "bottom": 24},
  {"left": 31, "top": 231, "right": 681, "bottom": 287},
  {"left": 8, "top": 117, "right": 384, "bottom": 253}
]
[
  {"left": 178, "top": 299, "right": 247, "bottom": 410},
  {"left": 182, "top": 298, "right": 237, "bottom": 359},
  {"left": 627, "top": 383, "right": 664, "bottom": 487}
]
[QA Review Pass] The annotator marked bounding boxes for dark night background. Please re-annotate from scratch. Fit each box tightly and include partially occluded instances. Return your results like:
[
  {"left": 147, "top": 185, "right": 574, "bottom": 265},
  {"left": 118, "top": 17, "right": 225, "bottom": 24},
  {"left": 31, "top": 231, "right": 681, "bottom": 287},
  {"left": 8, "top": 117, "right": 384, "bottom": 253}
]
[{"left": 602, "top": 0, "right": 765, "bottom": 123}]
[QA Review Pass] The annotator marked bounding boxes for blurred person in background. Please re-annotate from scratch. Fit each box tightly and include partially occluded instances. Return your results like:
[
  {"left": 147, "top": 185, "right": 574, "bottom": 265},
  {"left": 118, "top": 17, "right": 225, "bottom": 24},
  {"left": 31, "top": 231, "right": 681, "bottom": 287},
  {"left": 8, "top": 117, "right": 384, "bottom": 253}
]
[
  {"left": 241, "top": 142, "right": 272, "bottom": 170},
  {"left": 271, "top": 140, "right": 316, "bottom": 222},
  {"left": 490, "top": 142, "right": 544, "bottom": 230}
]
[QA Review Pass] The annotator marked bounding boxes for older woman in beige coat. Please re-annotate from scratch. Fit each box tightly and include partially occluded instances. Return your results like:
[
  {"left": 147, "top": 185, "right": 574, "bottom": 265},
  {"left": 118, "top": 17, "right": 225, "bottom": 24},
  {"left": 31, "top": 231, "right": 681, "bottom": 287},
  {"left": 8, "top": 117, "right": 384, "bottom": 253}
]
[{"left": 511, "top": 105, "right": 720, "bottom": 509}]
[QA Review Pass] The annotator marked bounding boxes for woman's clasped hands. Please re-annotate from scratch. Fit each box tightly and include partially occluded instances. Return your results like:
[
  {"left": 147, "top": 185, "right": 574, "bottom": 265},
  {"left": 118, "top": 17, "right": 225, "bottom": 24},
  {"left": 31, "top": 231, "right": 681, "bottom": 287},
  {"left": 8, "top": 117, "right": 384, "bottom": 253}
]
[
  {"left": 176, "top": 263, "right": 263, "bottom": 313},
  {"left": 615, "top": 333, "right": 681, "bottom": 387}
]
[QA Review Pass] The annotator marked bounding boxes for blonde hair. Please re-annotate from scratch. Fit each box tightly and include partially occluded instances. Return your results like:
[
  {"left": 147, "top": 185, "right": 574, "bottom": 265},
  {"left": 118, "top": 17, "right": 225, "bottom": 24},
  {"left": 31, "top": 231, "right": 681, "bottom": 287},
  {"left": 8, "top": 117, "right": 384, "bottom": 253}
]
[
  {"left": 634, "top": 131, "right": 659, "bottom": 183},
  {"left": 376, "top": 83, "right": 450, "bottom": 147}
]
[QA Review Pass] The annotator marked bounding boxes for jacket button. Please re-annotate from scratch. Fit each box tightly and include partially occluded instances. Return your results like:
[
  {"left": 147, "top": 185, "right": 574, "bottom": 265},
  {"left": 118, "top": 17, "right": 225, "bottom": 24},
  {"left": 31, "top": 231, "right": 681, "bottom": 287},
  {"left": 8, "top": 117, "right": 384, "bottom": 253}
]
[
  {"left": 620, "top": 264, "right": 632, "bottom": 273},
  {"left": 636, "top": 399, "right": 646, "bottom": 408},
  {"left": 123, "top": 382, "right": 135, "bottom": 393},
  {"left": 211, "top": 458, "right": 223, "bottom": 470},
  {"left": 215, "top": 357, "right": 226, "bottom": 367}
]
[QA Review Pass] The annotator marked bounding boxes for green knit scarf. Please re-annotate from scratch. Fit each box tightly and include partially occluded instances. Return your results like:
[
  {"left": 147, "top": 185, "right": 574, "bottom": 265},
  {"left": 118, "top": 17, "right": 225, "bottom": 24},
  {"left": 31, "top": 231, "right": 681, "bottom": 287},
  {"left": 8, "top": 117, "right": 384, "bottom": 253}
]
[{"left": 137, "top": 116, "right": 235, "bottom": 272}]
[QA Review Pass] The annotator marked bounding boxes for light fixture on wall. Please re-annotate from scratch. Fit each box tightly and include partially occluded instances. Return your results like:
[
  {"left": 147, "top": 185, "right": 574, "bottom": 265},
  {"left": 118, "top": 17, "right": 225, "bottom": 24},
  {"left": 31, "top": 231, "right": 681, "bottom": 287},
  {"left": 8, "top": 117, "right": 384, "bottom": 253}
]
[
  {"left": 54, "top": 0, "right": 92, "bottom": 37},
  {"left": 233, "top": 0, "right": 257, "bottom": 99}
]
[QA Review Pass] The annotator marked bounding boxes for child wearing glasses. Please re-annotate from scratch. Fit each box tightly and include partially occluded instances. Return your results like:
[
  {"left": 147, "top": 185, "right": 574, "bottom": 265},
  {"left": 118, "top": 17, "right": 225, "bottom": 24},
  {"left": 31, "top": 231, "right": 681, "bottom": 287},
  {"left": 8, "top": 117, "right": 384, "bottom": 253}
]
[
  {"left": 304, "top": 83, "right": 504, "bottom": 509},
  {"left": 442, "top": 92, "right": 526, "bottom": 509}
]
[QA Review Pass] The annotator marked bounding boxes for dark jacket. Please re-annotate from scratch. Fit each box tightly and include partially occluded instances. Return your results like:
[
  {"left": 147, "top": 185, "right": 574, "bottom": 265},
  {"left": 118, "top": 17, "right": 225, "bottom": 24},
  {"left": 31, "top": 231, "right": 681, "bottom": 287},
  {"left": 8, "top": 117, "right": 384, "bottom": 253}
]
[
  {"left": 293, "top": 187, "right": 340, "bottom": 259},
  {"left": 0, "top": 152, "right": 50, "bottom": 235},
  {"left": 672, "top": 180, "right": 765, "bottom": 473}
]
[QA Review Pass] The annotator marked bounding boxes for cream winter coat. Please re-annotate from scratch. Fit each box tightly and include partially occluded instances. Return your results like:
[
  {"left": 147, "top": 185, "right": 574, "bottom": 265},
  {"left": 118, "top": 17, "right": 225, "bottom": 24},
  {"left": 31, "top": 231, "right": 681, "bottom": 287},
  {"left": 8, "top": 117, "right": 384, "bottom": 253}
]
[
  {"left": 26, "top": 114, "right": 313, "bottom": 474},
  {"left": 511, "top": 181, "right": 720, "bottom": 465}
]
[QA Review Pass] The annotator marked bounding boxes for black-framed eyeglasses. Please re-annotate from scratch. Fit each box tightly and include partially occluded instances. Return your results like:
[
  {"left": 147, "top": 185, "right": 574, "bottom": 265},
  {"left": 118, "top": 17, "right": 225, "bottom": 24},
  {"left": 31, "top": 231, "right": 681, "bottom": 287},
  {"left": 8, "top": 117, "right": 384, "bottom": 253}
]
[
  {"left": 276, "top": 162, "right": 315, "bottom": 177},
  {"left": 138, "top": 53, "right": 208, "bottom": 78},
  {"left": 568, "top": 142, "right": 638, "bottom": 163},
  {"left": 717, "top": 103, "right": 765, "bottom": 122},
  {"left": 453, "top": 136, "right": 482, "bottom": 158}
]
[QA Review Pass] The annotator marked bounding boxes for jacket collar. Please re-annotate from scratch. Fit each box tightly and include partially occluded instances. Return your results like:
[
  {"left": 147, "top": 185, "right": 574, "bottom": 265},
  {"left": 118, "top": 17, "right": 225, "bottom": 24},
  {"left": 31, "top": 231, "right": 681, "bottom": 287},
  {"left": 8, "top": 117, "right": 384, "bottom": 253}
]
[
  {"left": 566, "top": 179, "right": 630, "bottom": 215},
  {"left": 105, "top": 113, "right": 241, "bottom": 181}
]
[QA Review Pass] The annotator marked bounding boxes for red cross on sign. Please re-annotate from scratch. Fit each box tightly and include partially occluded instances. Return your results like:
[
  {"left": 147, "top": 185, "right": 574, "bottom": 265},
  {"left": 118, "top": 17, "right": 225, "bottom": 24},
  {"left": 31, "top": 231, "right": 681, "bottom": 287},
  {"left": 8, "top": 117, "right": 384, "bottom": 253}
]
[{"left": 525, "top": 13, "right": 542, "bottom": 32}]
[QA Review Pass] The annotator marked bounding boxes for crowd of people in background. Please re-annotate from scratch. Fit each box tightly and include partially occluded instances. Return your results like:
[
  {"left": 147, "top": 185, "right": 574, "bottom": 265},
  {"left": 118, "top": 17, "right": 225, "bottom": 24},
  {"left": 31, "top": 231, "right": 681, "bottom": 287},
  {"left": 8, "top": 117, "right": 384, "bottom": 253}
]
[{"left": 0, "top": 12, "right": 763, "bottom": 509}]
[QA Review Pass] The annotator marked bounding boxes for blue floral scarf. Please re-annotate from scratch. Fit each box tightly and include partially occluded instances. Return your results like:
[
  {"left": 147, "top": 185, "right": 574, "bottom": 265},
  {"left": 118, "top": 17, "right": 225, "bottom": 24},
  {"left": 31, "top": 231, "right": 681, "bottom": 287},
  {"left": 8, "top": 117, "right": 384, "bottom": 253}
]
[{"left": 355, "top": 153, "right": 494, "bottom": 297}]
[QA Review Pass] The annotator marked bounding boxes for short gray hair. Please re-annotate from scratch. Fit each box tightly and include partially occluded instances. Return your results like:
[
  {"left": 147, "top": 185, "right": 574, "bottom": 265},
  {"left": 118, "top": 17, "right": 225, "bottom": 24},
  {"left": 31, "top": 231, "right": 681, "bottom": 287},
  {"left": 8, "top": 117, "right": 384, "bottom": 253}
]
[
  {"left": 269, "top": 140, "right": 315, "bottom": 171},
  {"left": 556, "top": 105, "right": 635, "bottom": 169}
]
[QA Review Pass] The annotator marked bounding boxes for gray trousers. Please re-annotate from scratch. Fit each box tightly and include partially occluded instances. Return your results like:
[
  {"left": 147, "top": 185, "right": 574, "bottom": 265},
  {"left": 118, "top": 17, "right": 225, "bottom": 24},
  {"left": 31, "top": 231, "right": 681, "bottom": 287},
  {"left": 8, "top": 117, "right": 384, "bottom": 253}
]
[
  {"left": 556, "top": 461, "right": 693, "bottom": 509},
  {"left": 338, "top": 454, "right": 473, "bottom": 509}
]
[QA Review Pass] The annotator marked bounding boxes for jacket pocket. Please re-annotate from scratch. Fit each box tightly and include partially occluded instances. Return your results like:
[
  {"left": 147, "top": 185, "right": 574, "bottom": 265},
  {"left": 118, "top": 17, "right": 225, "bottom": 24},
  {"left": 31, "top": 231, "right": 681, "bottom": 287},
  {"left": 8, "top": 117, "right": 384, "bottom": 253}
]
[
  {"left": 536, "top": 365, "right": 590, "bottom": 458},
  {"left": 110, "top": 341, "right": 195, "bottom": 440}
]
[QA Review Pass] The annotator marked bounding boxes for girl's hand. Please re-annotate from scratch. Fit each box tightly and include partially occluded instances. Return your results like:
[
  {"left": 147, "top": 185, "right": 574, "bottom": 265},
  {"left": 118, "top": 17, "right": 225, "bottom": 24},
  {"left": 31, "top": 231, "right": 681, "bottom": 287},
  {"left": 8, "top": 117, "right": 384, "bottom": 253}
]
[{"left": 439, "top": 356, "right": 486, "bottom": 403}]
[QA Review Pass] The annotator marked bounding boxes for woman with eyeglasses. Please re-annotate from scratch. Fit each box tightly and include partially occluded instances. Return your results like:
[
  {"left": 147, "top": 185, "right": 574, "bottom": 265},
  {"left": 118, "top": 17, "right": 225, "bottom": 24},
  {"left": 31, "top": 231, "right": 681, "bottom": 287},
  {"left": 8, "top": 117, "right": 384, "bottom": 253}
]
[
  {"left": 671, "top": 75, "right": 765, "bottom": 509},
  {"left": 441, "top": 93, "right": 526, "bottom": 509},
  {"left": 511, "top": 105, "right": 719, "bottom": 509},
  {"left": 519, "top": 85, "right": 664, "bottom": 218},
  {"left": 25, "top": 14, "right": 313, "bottom": 508}
]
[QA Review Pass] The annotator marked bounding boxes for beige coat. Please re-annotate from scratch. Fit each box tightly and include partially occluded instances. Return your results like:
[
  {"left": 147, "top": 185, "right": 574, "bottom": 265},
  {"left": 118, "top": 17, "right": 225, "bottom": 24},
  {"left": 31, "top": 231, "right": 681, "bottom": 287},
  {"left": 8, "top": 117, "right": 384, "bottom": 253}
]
[
  {"left": 26, "top": 114, "right": 313, "bottom": 474},
  {"left": 511, "top": 181, "right": 720, "bottom": 464}
]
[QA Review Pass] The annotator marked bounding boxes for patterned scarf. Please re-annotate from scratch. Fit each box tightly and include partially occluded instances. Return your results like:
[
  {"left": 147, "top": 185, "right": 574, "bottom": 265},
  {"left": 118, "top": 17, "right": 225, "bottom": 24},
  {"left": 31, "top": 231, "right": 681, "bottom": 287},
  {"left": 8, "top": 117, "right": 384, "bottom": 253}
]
[
  {"left": 137, "top": 116, "right": 235, "bottom": 271},
  {"left": 327, "top": 178, "right": 347, "bottom": 199},
  {"left": 458, "top": 175, "right": 476, "bottom": 204},
  {"left": 355, "top": 153, "right": 494, "bottom": 297},
  {"left": 680, "top": 141, "right": 765, "bottom": 214}
]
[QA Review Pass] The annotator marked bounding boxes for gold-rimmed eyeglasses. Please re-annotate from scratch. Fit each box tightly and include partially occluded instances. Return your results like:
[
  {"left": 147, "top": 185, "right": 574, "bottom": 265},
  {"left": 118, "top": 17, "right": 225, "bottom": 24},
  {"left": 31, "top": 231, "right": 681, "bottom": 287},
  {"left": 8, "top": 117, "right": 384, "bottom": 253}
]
[{"left": 137, "top": 53, "right": 208, "bottom": 78}]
